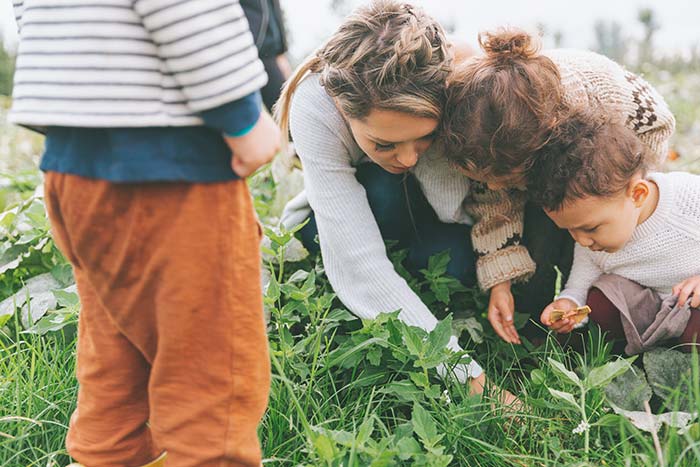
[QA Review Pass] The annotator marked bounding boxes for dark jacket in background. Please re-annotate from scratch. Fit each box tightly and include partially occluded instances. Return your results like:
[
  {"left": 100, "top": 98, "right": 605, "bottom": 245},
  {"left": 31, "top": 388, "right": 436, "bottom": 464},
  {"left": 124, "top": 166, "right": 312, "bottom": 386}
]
[{"left": 241, "top": 0, "right": 288, "bottom": 59}]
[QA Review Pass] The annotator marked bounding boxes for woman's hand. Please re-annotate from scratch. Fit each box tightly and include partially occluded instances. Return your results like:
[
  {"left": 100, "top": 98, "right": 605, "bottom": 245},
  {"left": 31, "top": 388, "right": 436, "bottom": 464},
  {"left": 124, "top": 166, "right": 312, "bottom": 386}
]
[
  {"left": 673, "top": 276, "right": 700, "bottom": 308},
  {"left": 488, "top": 281, "right": 521, "bottom": 344},
  {"left": 541, "top": 298, "right": 579, "bottom": 334}
]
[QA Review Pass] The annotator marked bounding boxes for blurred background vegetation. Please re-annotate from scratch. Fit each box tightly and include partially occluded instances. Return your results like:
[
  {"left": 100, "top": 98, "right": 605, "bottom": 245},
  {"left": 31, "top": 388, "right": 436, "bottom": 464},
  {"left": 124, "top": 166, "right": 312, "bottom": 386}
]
[{"left": 1, "top": 4, "right": 699, "bottom": 173}]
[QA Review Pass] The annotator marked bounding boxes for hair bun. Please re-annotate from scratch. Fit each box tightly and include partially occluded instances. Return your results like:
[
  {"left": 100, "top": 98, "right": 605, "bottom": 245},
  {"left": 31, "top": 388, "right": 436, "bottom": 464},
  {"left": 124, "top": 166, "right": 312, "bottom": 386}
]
[{"left": 479, "top": 28, "right": 540, "bottom": 60}]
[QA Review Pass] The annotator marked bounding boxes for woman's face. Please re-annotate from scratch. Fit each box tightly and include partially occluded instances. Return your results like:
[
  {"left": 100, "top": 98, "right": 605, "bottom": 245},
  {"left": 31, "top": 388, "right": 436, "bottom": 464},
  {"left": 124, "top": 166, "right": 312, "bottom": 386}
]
[{"left": 346, "top": 109, "right": 439, "bottom": 174}]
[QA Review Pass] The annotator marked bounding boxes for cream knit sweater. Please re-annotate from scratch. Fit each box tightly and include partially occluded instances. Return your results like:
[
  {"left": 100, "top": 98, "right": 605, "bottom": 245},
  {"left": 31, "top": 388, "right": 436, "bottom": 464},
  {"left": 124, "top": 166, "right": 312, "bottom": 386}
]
[
  {"left": 469, "top": 49, "right": 676, "bottom": 291},
  {"left": 558, "top": 172, "right": 700, "bottom": 307}
]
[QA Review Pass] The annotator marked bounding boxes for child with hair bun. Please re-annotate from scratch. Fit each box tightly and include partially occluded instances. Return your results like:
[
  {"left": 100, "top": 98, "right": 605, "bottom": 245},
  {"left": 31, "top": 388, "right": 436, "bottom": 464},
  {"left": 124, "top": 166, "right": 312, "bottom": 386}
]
[
  {"left": 441, "top": 28, "right": 676, "bottom": 345},
  {"left": 529, "top": 112, "right": 700, "bottom": 355}
]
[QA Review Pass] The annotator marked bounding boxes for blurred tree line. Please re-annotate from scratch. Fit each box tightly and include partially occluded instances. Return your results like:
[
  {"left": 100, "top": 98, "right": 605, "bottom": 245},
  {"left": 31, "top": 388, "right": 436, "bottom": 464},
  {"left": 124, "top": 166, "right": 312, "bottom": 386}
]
[
  {"left": 589, "top": 8, "right": 700, "bottom": 73},
  {"left": 0, "top": 36, "right": 15, "bottom": 97}
]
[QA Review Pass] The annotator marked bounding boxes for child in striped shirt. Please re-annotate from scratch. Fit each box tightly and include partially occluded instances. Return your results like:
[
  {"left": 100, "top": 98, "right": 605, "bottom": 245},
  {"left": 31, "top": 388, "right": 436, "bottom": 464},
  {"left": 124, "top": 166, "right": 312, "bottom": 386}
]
[{"left": 10, "top": 1, "right": 279, "bottom": 465}]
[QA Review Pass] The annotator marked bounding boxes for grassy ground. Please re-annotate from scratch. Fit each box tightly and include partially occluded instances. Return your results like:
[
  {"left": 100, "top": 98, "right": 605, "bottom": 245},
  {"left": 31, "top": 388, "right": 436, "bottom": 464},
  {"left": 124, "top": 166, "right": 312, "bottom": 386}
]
[{"left": 0, "top": 68, "right": 699, "bottom": 466}]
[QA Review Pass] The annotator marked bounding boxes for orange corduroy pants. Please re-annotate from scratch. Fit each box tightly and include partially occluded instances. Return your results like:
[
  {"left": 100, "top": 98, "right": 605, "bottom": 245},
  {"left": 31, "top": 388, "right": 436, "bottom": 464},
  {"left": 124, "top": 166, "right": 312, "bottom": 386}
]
[{"left": 44, "top": 172, "right": 270, "bottom": 467}]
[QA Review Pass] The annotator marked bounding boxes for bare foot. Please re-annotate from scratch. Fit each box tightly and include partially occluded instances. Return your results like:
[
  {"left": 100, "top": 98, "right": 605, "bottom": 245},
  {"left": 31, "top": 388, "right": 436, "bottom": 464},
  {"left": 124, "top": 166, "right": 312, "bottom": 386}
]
[{"left": 469, "top": 373, "right": 524, "bottom": 414}]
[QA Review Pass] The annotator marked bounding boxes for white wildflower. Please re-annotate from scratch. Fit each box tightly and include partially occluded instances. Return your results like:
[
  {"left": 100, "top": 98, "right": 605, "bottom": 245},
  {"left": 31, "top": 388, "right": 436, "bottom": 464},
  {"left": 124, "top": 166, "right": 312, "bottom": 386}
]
[
  {"left": 572, "top": 420, "right": 590, "bottom": 435},
  {"left": 442, "top": 389, "right": 452, "bottom": 405}
]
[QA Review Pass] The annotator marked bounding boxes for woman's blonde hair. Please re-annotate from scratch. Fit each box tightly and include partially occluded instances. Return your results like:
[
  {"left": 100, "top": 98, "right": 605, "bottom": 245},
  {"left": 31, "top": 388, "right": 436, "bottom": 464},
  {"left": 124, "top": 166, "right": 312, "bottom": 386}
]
[{"left": 273, "top": 1, "right": 452, "bottom": 141}]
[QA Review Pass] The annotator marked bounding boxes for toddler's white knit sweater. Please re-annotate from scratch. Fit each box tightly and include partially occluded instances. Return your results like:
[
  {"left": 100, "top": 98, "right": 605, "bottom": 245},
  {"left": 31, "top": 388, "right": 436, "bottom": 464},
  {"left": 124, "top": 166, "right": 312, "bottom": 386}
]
[{"left": 559, "top": 172, "right": 700, "bottom": 307}]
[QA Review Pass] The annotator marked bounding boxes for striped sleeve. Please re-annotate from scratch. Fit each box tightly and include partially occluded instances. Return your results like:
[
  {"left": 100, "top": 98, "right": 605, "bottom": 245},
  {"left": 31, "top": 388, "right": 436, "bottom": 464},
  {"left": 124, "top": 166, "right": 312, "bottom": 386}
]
[
  {"left": 132, "top": 0, "right": 267, "bottom": 112},
  {"left": 12, "top": 1, "right": 25, "bottom": 32}
]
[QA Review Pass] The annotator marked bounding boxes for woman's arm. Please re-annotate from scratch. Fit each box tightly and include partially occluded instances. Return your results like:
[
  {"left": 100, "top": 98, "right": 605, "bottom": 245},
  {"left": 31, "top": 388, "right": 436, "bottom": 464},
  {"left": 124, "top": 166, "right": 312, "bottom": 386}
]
[
  {"left": 289, "top": 79, "right": 443, "bottom": 330},
  {"left": 289, "top": 78, "right": 483, "bottom": 377}
]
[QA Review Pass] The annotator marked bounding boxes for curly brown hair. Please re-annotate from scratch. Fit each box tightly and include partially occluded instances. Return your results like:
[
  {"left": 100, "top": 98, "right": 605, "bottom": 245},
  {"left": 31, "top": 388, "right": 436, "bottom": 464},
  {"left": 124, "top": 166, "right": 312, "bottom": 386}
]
[
  {"left": 526, "top": 111, "right": 655, "bottom": 211},
  {"left": 440, "top": 28, "right": 566, "bottom": 182}
]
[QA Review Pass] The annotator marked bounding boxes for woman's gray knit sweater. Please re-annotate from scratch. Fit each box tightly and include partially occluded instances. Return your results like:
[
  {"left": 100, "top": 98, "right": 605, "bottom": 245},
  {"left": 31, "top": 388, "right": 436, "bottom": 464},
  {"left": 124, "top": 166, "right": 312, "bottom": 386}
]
[{"left": 281, "top": 74, "right": 482, "bottom": 379}]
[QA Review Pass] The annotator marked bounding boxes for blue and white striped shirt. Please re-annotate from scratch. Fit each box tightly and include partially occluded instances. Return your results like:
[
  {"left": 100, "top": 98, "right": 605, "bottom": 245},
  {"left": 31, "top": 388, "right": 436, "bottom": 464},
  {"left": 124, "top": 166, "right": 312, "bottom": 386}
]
[
  {"left": 10, "top": 0, "right": 269, "bottom": 182},
  {"left": 9, "top": 0, "right": 267, "bottom": 129}
]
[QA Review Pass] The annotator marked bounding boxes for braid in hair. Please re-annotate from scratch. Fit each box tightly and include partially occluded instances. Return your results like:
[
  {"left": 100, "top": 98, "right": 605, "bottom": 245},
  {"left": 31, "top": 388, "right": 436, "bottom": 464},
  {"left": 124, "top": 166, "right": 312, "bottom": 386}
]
[{"left": 275, "top": 0, "right": 452, "bottom": 143}]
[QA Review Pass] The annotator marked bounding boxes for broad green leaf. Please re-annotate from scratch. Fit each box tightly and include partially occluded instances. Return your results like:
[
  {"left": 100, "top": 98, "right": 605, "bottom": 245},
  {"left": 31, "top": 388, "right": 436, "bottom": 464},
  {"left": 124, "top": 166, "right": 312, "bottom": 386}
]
[
  {"left": 453, "top": 317, "right": 484, "bottom": 344},
  {"left": 396, "top": 437, "right": 421, "bottom": 460},
  {"left": 356, "top": 417, "right": 375, "bottom": 446},
  {"left": 312, "top": 433, "right": 336, "bottom": 461},
  {"left": 604, "top": 366, "right": 652, "bottom": 411},
  {"left": 326, "top": 428, "right": 355, "bottom": 447},
  {"left": 0, "top": 313, "right": 11, "bottom": 327},
  {"left": 403, "top": 326, "right": 426, "bottom": 358},
  {"left": 301, "top": 269, "right": 316, "bottom": 294},
  {"left": 609, "top": 402, "right": 697, "bottom": 434},
  {"left": 548, "top": 358, "right": 581, "bottom": 386},
  {"left": 594, "top": 414, "right": 623, "bottom": 427},
  {"left": 426, "top": 250, "right": 450, "bottom": 277},
  {"left": 325, "top": 309, "right": 356, "bottom": 323},
  {"left": 53, "top": 287, "right": 79, "bottom": 308},
  {"left": 432, "top": 282, "right": 450, "bottom": 304},
  {"left": 409, "top": 371, "right": 430, "bottom": 389},
  {"left": 286, "top": 269, "right": 309, "bottom": 284},
  {"left": 411, "top": 403, "right": 443, "bottom": 448},
  {"left": 264, "top": 273, "right": 280, "bottom": 302},
  {"left": 530, "top": 369, "right": 546, "bottom": 386},
  {"left": 379, "top": 380, "right": 423, "bottom": 403},
  {"left": 512, "top": 312, "right": 530, "bottom": 330},
  {"left": 21, "top": 291, "right": 57, "bottom": 328},
  {"left": 547, "top": 387, "right": 579, "bottom": 409},
  {"left": 585, "top": 357, "right": 634, "bottom": 389},
  {"left": 427, "top": 316, "right": 452, "bottom": 352},
  {"left": 22, "top": 306, "right": 78, "bottom": 335},
  {"left": 644, "top": 348, "right": 692, "bottom": 409},
  {"left": 366, "top": 347, "right": 383, "bottom": 366}
]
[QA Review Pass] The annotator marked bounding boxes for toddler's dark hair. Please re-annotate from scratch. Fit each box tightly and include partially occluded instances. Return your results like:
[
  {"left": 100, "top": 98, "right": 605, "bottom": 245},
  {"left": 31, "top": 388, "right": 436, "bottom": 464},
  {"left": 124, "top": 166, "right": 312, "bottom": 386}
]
[{"left": 527, "top": 111, "right": 655, "bottom": 211}]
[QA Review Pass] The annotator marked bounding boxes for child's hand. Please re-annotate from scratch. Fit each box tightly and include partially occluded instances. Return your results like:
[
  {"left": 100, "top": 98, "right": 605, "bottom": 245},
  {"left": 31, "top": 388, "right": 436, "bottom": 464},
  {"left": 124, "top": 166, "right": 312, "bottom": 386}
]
[
  {"left": 673, "top": 276, "right": 700, "bottom": 308},
  {"left": 541, "top": 298, "right": 579, "bottom": 334},
  {"left": 225, "top": 111, "right": 281, "bottom": 178},
  {"left": 488, "top": 281, "right": 521, "bottom": 344}
]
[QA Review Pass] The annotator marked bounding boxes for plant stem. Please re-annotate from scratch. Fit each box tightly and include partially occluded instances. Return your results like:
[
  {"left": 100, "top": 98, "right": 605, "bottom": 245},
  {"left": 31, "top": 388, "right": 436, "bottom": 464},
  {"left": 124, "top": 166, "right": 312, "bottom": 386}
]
[
  {"left": 644, "top": 400, "right": 665, "bottom": 466},
  {"left": 580, "top": 388, "right": 589, "bottom": 460}
]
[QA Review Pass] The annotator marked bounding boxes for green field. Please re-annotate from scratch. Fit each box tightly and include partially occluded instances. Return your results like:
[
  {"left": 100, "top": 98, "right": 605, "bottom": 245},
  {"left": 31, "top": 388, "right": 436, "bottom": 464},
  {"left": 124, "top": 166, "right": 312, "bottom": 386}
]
[{"left": 1, "top": 68, "right": 700, "bottom": 466}]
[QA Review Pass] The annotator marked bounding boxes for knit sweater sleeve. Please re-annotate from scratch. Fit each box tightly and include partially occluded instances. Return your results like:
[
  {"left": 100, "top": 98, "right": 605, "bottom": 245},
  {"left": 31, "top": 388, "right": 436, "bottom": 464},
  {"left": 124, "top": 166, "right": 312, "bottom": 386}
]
[
  {"left": 289, "top": 78, "right": 484, "bottom": 379},
  {"left": 412, "top": 151, "right": 473, "bottom": 225},
  {"left": 558, "top": 244, "right": 604, "bottom": 307},
  {"left": 552, "top": 49, "right": 675, "bottom": 166},
  {"left": 467, "top": 183, "right": 536, "bottom": 290},
  {"left": 288, "top": 78, "right": 440, "bottom": 330}
]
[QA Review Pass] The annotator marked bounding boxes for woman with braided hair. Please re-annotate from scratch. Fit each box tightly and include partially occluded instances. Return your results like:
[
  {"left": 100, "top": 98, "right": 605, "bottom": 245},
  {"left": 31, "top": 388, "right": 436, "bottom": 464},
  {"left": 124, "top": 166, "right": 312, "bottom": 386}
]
[
  {"left": 276, "top": 1, "right": 513, "bottom": 402},
  {"left": 440, "top": 28, "right": 676, "bottom": 345}
]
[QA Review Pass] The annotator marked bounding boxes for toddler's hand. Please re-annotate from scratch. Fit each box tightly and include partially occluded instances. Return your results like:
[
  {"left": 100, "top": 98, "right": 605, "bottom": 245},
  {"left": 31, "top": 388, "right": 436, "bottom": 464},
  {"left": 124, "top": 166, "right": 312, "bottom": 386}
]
[
  {"left": 488, "top": 281, "right": 521, "bottom": 344},
  {"left": 673, "top": 276, "right": 700, "bottom": 309},
  {"left": 541, "top": 298, "right": 579, "bottom": 334},
  {"left": 225, "top": 111, "right": 281, "bottom": 178}
]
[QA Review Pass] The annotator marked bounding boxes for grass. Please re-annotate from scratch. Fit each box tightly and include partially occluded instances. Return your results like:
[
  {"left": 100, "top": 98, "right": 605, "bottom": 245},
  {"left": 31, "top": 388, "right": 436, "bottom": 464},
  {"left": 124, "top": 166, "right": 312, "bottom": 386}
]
[
  {"left": 0, "top": 318, "right": 76, "bottom": 466},
  {"left": 0, "top": 68, "right": 700, "bottom": 466}
]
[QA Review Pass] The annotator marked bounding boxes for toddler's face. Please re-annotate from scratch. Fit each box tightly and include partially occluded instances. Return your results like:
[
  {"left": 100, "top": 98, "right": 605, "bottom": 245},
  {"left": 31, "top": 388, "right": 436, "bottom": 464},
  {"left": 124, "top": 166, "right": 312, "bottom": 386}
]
[{"left": 545, "top": 190, "right": 642, "bottom": 253}]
